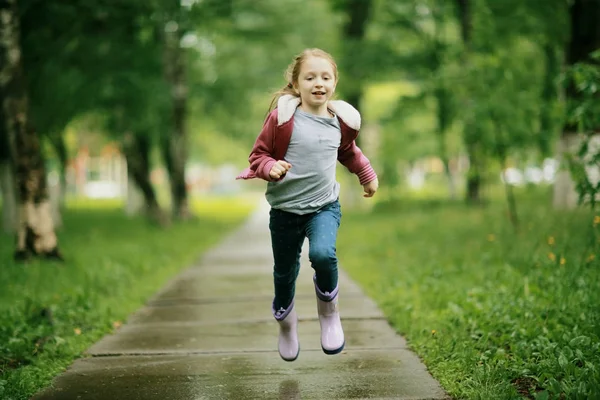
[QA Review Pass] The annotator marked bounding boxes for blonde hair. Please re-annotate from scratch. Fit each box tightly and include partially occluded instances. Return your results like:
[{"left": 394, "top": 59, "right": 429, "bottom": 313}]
[{"left": 267, "top": 48, "right": 338, "bottom": 113}]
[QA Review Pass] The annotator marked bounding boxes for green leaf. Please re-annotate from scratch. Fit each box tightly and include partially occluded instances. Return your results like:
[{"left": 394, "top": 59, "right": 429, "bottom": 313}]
[
  {"left": 558, "top": 353, "right": 569, "bottom": 369},
  {"left": 569, "top": 335, "right": 591, "bottom": 348}
]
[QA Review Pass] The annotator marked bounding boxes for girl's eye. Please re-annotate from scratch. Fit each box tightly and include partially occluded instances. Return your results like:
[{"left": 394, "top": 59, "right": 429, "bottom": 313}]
[{"left": 306, "top": 77, "right": 313, "bottom": 81}]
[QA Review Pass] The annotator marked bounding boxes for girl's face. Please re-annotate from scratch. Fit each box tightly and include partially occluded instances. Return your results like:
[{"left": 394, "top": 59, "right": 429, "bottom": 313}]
[{"left": 294, "top": 56, "right": 337, "bottom": 115}]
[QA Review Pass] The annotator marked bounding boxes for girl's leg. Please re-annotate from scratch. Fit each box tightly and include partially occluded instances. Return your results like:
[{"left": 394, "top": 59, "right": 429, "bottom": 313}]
[
  {"left": 305, "top": 200, "right": 341, "bottom": 293},
  {"left": 306, "top": 200, "right": 344, "bottom": 354},
  {"left": 269, "top": 208, "right": 304, "bottom": 312}
]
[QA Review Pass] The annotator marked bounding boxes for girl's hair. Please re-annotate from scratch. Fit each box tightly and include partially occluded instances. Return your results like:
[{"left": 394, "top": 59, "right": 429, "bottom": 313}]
[{"left": 267, "top": 48, "right": 338, "bottom": 113}]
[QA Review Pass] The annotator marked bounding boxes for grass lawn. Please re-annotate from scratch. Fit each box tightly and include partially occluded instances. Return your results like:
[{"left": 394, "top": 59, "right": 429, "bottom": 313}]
[
  {"left": 338, "top": 186, "right": 600, "bottom": 400},
  {"left": 0, "top": 195, "right": 257, "bottom": 400}
]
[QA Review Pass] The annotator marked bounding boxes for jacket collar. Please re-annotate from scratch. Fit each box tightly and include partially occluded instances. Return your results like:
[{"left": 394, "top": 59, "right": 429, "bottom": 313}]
[{"left": 276, "top": 94, "right": 361, "bottom": 131}]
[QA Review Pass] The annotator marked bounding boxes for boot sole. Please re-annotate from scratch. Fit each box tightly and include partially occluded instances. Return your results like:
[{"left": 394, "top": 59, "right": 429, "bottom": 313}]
[
  {"left": 280, "top": 345, "right": 300, "bottom": 362},
  {"left": 322, "top": 341, "right": 344, "bottom": 355}
]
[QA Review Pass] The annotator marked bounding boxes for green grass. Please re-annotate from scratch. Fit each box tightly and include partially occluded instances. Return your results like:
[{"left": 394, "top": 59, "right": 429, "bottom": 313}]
[
  {"left": 338, "top": 186, "right": 600, "bottom": 400},
  {"left": 0, "top": 195, "right": 257, "bottom": 400}
]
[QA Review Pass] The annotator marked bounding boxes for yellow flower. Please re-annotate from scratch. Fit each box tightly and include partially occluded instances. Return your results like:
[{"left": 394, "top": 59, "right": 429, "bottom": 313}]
[
  {"left": 587, "top": 254, "right": 595, "bottom": 262},
  {"left": 548, "top": 252, "right": 556, "bottom": 261},
  {"left": 594, "top": 216, "right": 600, "bottom": 225},
  {"left": 74, "top": 328, "right": 82, "bottom": 335},
  {"left": 487, "top": 234, "right": 495, "bottom": 242},
  {"left": 431, "top": 329, "right": 437, "bottom": 335},
  {"left": 560, "top": 257, "right": 566, "bottom": 266},
  {"left": 547, "top": 236, "right": 555, "bottom": 245},
  {"left": 113, "top": 321, "right": 122, "bottom": 329}
]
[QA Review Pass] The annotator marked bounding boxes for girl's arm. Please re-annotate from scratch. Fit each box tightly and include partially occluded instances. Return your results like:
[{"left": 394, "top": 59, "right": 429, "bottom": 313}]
[
  {"left": 247, "top": 111, "right": 279, "bottom": 182},
  {"left": 338, "top": 140, "right": 378, "bottom": 185}
]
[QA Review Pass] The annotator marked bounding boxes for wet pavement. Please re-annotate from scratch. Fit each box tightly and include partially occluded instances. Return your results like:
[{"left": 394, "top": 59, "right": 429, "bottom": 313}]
[{"left": 32, "top": 201, "right": 449, "bottom": 400}]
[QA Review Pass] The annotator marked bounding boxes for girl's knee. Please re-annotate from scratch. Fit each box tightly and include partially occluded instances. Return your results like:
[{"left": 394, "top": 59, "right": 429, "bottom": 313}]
[{"left": 309, "top": 246, "right": 336, "bottom": 268}]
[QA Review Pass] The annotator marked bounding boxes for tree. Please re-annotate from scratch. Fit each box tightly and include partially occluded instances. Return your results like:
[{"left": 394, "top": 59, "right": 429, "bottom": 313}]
[
  {"left": 555, "top": 0, "right": 600, "bottom": 208},
  {"left": 0, "top": 0, "right": 62, "bottom": 260},
  {"left": 0, "top": 95, "right": 17, "bottom": 233},
  {"left": 331, "top": 0, "right": 373, "bottom": 112},
  {"left": 18, "top": 0, "right": 172, "bottom": 224},
  {"left": 454, "top": 0, "right": 485, "bottom": 203},
  {"left": 382, "top": 0, "right": 461, "bottom": 199},
  {"left": 160, "top": 0, "right": 193, "bottom": 220}
]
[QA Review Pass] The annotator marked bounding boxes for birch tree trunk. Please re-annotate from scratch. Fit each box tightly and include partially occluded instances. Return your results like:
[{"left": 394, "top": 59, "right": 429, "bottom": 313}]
[{"left": 0, "top": 0, "right": 62, "bottom": 260}]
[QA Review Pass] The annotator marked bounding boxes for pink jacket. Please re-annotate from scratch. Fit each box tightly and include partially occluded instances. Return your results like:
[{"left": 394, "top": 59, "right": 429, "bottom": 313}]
[{"left": 236, "top": 95, "right": 377, "bottom": 185}]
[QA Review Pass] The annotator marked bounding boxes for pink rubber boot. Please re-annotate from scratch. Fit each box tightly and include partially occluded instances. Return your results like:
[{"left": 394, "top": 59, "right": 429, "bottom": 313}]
[{"left": 273, "top": 300, "right": 300, "bottom": 361}]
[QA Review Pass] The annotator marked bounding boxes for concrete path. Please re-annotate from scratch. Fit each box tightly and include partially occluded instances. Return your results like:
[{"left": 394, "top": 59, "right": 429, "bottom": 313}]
[{"left": 32, "top": 201, "right": 448, "bottom": 400}]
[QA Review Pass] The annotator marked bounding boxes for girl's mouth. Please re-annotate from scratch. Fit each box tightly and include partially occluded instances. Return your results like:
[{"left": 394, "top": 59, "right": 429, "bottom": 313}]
[{"left": 312, "top": 91, "right": 326, "bottom": 96}]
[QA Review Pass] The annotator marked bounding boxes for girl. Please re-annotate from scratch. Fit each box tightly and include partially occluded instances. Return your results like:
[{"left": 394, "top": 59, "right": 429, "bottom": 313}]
[{"left": 237, "top": 48, "right": 378, "bottom": 361}]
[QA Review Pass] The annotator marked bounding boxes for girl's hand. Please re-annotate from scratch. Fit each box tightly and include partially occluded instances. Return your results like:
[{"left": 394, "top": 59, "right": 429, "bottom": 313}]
[
  {"left": 363, "top": 178, "right": 379, "bottom": 198},
  {"left": 269, "top": 160, "right": 292, "bottom": 180}
]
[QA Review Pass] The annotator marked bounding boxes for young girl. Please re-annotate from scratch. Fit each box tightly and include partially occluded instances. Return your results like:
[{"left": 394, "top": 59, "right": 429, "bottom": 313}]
[{"left": 237, "top": 48, "right": 378, "bottom": 361}]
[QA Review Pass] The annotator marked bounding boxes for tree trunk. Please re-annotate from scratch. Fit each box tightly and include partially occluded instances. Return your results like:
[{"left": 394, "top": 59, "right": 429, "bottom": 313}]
[
  {"left": 455, "top": 0, "right": 483, "bottom": 204},
  {"left": 48, "top": 175, "right": 62, "bottom": 229},
  {"left": 1, "top": 160, "right": 17, "bottom": 233},
  {"left": 554, "top": 0, "right": 600, "bottom": 208},
  {"left": 493, "top": 118, "right": 519, "bottom": 229},
  {"left": 339, "top": 0, "right": 372, "bottom": 148},
  {"left": 44, "top": 134, "right": 66, "bottom": 229},
  {"left": 553, "top": 133, "right": 580, "bottom": 209},
  {"left": 538, "top": 44, "right": 561, "bottom": 157},
  {"left": 502, "top": 165, "right": 519, "bottom": 229},
  {"left": 50, "top": 133, "right": 68, "bottom": 208},
  {"left": 125, "top": 180, "right": 145, "bottom": 217},
  {"left": 430, "top": 5, "right": 457, "bottom": 201},
  {"left": 435, "top": 86, "right": 456, "bottom": 200},
  {"left": 455, "top": 0, "right": 472, "bottom": 44},
  {"left": 0, "top": 74, "right": 17, "bottom": 234},
  {"left": 1, "top": 0, "right": 62, "bottom": 261},
  {"left": 162, "top": 21, "right": 190, "bottom": 220},
  {"left": 122, "top": 132, "right": 169, "bottom": 226}
]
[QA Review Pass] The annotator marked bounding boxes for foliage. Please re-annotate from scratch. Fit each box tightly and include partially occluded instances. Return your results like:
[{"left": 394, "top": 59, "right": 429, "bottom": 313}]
[
  {"left": 17, "top": 0, "right": 170, "bottom": 167},
  {"left": 0, "top": 196, "right": 255, "bottom": 400},
  {"left": 356, "top": 0, "right": 568, "bottom": 199},
  {"left": 338, "top": 187, "right": 600, "bottom": 399},
  {"left": 563, "top": 50, "right": 600, "bottom": 208},
  {"left": 186, "top": 0, "right": 339, "bottom": 145}
]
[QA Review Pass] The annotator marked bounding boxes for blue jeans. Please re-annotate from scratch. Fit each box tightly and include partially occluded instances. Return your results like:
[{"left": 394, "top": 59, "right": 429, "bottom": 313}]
[{"left": 269, "top": 200, "right": 342, "bottom": 311}]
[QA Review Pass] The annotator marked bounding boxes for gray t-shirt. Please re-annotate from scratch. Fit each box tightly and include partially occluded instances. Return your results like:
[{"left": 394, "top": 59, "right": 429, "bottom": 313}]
[{"left": 266, "top": 108, "right": 341, "bottom": 214}]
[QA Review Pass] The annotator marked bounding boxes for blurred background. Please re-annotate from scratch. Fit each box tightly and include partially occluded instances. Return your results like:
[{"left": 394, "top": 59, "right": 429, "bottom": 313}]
[{"left": 1, "top": 0, "right": 598, "bottom": 240}]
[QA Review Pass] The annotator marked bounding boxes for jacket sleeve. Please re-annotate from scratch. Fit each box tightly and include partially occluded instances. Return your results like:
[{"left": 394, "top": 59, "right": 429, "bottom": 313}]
[
  {"left": 338, "top": 139, "right": 378, "bottom": 186},
  {"left": 247, "top": 111, "right": 279, "bottom": 182}
]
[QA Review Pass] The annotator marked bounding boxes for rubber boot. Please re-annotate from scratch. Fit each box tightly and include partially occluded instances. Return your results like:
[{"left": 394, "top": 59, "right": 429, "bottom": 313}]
[
  {"left": 273, "top": 300, "right": 299, "bottom": 361},
  {"left": 314, "top": 275, "right": 345, "bottom": 354}
]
